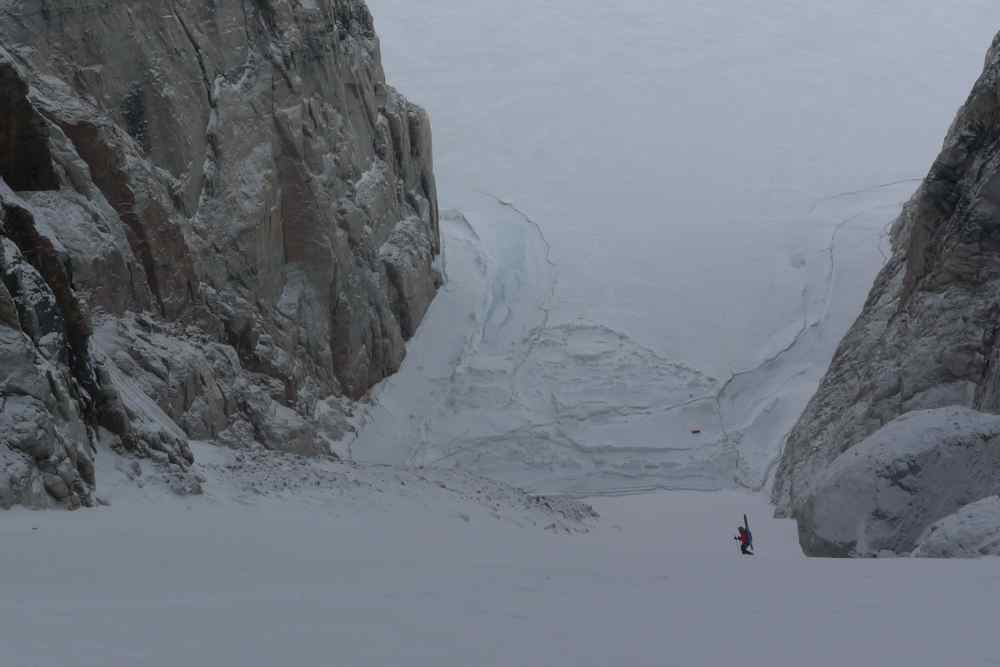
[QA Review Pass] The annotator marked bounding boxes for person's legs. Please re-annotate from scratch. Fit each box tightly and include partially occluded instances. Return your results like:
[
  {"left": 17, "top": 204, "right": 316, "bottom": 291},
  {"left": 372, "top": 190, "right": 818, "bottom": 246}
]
[{"left": 740, "top": 544, "right": 751, "bottom": 555}]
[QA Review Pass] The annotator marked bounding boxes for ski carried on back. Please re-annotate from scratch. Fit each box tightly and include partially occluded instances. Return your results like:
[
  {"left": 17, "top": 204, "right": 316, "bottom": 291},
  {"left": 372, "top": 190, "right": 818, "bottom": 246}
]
[{"left": 735, "top": 515, "right": 754, "bottom": 555}]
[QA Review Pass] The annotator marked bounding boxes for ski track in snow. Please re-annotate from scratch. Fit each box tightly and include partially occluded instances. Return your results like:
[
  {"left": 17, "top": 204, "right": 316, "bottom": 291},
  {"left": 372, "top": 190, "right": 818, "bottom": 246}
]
[{"left": 806, "top": 177, "right": 923, "bottom": 216}]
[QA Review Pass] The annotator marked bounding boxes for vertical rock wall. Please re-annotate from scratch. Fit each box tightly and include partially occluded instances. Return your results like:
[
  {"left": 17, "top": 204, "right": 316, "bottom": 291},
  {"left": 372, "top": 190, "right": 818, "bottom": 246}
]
[
  {"left": 772, "top": 33, "right": 1000, "bottom": 555},
  {"left": 0, "top": 0, "right": 440, "bottom": 507}
]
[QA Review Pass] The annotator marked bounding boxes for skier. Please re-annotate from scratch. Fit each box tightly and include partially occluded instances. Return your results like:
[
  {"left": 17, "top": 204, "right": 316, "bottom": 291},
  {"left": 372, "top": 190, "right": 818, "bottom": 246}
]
[{"left": 735, "top": 525, "right": 753, "bottom": 555}]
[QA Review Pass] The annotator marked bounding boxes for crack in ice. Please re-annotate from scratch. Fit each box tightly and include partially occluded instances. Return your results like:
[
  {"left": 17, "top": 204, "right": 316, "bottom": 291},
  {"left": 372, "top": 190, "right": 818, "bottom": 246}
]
[
  {"left": 807, "top": 177, "right": 922, "bottom": 216},
  {"left": 475, "top": 191, "right": 558, "bottom": 404}
]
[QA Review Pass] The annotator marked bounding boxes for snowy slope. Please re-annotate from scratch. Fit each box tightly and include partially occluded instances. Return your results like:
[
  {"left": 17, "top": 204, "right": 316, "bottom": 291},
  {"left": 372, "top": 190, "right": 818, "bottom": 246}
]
[
  {"left": 354, "top": 1, "right": 1000, "bottom": 494},
  {"left": 354, "top": 190, "right": 910, "bottom": 495},
  {"left": 3, "top": 482, "right": 998, "bottom": 666}
]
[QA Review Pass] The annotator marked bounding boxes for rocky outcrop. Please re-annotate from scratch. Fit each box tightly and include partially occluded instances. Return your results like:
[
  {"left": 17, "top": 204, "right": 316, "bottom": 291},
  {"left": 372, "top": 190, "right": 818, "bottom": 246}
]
[
  {"left": 773, "top": 32, "right": 1000, "bottom": 555},
  {"left": 0, "top": 0, "right": 439, "bottom": 508},
  {"left": 912, "top": 495, "right": 1000, "bottom": 558},
  {"left": 793, "top": 407, "right": 1000, "bottom": 557},
  {"left": 1, "top": 183, "right": 103, "bottom": 508}
]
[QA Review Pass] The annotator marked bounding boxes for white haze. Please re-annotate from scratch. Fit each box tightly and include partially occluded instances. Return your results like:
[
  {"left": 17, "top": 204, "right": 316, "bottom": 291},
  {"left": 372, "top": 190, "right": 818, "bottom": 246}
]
[
  {"left": 369, "top": 0, "right": 997, "bottom": 372},
  {"left": 356, "top": 0, "right": 1000, "bottom": 494}
]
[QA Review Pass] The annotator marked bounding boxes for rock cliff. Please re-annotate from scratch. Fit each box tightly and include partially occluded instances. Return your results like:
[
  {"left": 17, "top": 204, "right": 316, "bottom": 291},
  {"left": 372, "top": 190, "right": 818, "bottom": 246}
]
[
  {"left": 0, "top": 0, "right": 439, "bottom": 508},
  {"left": 773, "top": 32, "right": 1000, "bottom": 555}
]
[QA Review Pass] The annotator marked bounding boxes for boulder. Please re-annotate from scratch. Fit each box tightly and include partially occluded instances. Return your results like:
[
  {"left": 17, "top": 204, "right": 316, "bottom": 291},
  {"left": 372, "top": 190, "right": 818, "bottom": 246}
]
[
  {"left": 912, "top": 496, "right": 1000, "bottom": 558},
  {"left": 795, "top": 407, "right": 1000, "bottom": 556}
]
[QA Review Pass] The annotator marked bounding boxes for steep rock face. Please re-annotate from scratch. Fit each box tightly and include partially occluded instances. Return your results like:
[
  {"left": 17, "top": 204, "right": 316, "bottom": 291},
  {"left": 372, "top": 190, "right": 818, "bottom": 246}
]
[
  {"left": 773, "top": 33, "right": 1000, "bottom": 554},
  {"left": 0, "top": 0, "right": 439, "bottom": 507}
]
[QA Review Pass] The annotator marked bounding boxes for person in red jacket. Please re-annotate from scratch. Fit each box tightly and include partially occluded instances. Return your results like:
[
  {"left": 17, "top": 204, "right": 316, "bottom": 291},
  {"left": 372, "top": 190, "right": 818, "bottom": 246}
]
[{"left": 735, "top": 525, "right": 753, "bottom": 555}]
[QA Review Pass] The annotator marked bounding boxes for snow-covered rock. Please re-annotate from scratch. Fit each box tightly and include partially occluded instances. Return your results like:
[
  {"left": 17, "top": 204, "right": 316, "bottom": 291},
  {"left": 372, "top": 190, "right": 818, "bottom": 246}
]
[
  {"left": 912, "top": 496, "right": 1000, "bottom": 558},
  {"left": 0, "top": 1, "right": 439, "bottom": 508},
  {"left": 793, "top": 407, "right": 1000, "bottom": 557},
  {"left": 773, "top": 32, "right": 1000, "bottom": 556}
]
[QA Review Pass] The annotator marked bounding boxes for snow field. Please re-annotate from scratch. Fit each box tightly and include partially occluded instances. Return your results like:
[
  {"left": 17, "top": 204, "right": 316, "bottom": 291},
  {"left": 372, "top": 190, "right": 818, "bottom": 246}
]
[{"left": 2, "top": 478, "right": 997, "bottom": 666}]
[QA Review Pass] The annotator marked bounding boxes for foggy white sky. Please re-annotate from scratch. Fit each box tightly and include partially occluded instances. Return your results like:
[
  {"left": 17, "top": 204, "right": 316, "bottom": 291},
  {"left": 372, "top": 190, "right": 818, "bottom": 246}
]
[{"left": 368, "top": 1, "right": 1000, "bottom": 375}]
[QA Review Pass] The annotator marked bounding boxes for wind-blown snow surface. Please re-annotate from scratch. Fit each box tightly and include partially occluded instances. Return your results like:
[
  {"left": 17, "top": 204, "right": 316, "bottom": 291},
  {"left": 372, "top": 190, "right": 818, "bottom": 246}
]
[
  {"left": 355, "top": 1, "right": 1000, "bottom": 494},
  {"left": 3, "top": 479, "right": 998, "bottom": 666}
]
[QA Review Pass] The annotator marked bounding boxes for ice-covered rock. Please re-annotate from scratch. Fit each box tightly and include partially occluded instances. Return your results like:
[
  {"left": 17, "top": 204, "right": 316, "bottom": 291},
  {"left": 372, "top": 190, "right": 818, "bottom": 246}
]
[
  {"left": 1, "top": 183, "right": 102, "bottom": 509},
  {"left": 773, "top": 32, "right": 1000, "bottom": 555},
  {"left": 912, "top": 496, "right": 1000, "bottom": 558},
  {"left": 793, "top": 407, "right": 1000, "bottom": 557},
  {"left": 0, "top": 0, "right": 439, "bottom": 508}
]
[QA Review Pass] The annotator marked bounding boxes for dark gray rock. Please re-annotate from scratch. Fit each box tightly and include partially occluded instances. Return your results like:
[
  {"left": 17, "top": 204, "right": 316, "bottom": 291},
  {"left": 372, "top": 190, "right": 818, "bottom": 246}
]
[
  {"left": 42, "top": 473, "right": 70, "bottom": 501},
  {"left": 0, "top": 279, "right": 18, "bottom": 330},
  {"left": 0, "top": 0, "right": 440, "bottom": 508},
  {"left": 912, "top": 496, "right": 1000, "bottom": 558},
  {"left": 0, "top": 59, "right": 58, "bottom": 191}
]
